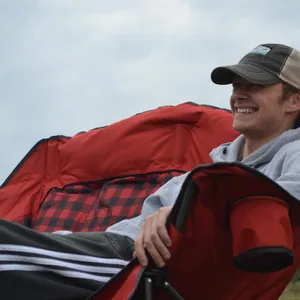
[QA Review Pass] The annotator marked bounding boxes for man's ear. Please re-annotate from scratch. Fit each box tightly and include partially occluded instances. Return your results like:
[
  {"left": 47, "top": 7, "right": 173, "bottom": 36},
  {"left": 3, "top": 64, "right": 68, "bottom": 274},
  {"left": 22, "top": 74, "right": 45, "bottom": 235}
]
[{"left": 286, "top": 92, "right": 300, "bottom": 113}]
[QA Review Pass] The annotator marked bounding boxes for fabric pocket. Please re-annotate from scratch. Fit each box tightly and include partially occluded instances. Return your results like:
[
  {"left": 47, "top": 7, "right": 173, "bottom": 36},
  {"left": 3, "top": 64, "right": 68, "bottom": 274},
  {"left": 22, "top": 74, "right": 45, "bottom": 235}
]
[{"left": 229, "top": 195, "right": 294, "bottom": 272}]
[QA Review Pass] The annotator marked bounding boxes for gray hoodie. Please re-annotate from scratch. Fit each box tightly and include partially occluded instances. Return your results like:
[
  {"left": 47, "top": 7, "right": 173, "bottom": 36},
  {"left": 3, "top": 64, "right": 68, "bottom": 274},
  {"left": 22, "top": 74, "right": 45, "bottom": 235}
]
[{"left": 106, "top": 127, "right": 300, "bottom": 241}]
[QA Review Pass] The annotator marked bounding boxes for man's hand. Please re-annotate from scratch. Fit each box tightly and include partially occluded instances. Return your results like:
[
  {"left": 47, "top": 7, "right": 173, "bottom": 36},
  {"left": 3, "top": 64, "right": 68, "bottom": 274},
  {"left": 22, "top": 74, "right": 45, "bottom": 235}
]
[{"left": 134, "top": 206, "right": 172, "bottom": 268}]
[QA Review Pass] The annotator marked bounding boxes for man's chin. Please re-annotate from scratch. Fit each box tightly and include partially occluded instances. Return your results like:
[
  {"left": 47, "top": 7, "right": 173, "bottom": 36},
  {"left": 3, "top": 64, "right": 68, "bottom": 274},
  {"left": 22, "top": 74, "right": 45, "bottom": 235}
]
[
  {"left": 233, "top": 122, "right": 247, "bottom": 132},
  {"left": 232, "top": 122, "right": 255, "bottom": 135}
]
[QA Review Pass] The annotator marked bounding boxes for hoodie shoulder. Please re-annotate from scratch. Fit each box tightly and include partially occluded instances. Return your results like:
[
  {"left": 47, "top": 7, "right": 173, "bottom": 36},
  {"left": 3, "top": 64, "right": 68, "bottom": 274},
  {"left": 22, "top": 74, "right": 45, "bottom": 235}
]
[{"left": 277, "top": 139, "right": 300, "bottom": 157}]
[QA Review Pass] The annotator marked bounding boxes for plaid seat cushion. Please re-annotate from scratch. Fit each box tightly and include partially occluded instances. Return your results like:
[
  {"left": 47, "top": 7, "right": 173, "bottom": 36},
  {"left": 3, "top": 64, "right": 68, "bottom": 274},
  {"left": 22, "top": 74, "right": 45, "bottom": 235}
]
[{"left": 31, "top": 171, "right": 182, "bottom": 232}]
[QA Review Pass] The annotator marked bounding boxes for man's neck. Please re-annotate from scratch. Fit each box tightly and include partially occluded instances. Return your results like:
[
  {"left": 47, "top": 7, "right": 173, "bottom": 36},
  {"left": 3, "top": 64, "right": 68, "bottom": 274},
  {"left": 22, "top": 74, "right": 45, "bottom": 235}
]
[
  {"left": 241, "top": 124, "right": 294, "bottom": 159},
  {"left": 243, "top": 135, "right": 275, "bottom": 159}
]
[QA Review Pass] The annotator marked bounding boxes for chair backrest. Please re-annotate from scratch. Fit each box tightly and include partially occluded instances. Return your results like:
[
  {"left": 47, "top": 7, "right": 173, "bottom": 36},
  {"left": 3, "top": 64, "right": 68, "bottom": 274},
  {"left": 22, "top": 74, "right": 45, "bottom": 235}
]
[{"left": 0, "top": 102, "right": 239, "bottom": 232}]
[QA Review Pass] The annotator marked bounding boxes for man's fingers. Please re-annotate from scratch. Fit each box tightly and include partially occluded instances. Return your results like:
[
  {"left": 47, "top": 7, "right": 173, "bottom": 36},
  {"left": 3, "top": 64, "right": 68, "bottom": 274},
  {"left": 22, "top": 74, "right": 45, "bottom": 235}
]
[
  {"left": 134, "top": 228, "right": 148, "bottom": 267},
  {"left": 134, "top": 207, "right": 173, "bottom": 268},
  {"left": 140, "top": 217, "right": 170, "bottom": 268},
  {"left": 141, "top": 217, "right": 165, "bottom": 268},
  {"left": 144, "top": 238, "right": 166, "bottom": 268},
  {"left": 157, "top": 208, "right": 172, "bottom": 247},
  {"left": 151, "top": 218, "right": 171, "bottom": 261}
]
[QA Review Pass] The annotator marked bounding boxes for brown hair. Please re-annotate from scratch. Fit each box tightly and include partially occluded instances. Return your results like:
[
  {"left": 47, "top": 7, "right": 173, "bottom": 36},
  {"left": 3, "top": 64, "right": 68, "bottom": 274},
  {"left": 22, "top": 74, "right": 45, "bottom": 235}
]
[{"left": 283, "top": 83, "right": 300, "bottom": 129}]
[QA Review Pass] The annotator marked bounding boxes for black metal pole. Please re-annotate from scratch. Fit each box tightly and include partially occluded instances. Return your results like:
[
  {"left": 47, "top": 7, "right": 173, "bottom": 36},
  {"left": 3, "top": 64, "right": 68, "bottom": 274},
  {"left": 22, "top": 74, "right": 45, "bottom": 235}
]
[
  {"left": 163, "top": 281, "right": 184, "bottom": 300},
  {"left": 145, "top": 277, "right": 153, "bottom": 300}
]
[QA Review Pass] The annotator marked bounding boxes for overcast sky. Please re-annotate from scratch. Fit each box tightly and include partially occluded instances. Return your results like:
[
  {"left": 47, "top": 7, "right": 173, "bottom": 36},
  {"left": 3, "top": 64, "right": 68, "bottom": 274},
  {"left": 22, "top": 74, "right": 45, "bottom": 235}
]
[{"left": 0, "top": 0, "right": 299, "bottom": 183}]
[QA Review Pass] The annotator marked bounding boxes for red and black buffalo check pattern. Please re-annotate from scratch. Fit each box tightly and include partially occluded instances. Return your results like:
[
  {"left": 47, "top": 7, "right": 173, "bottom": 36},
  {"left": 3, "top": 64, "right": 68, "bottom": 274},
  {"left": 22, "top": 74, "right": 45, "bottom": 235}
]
[{"left": 31, "top": 171, "right": 183, "bottom": 232}]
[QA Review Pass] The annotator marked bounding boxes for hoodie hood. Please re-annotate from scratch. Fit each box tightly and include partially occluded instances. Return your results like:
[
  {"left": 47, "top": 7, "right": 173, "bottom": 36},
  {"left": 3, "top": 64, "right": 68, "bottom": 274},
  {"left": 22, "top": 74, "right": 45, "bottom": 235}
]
[{"left": 210, "top": 127, "right": 300, "bottom": 169}]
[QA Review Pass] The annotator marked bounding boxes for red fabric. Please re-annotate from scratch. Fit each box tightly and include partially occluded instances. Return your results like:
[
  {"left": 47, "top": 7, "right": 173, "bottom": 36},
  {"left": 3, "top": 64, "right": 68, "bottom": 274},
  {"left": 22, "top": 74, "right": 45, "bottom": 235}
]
[
  {"left": 230, "top": 195, "right": 293, "bottom": 271},
  {"left": 32, "top": 172, "right": 181, "bottom": 232},
  {"left": 90, "top": 164, "right": 300, "bottom": 300},
  {"left": 0, "top": 103, "right": 239, "bottom": 229}
]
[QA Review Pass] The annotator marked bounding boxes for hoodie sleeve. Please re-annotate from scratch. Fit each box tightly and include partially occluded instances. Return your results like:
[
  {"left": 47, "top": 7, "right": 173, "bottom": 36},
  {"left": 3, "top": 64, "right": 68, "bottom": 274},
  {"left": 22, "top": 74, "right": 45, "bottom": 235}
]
[
  {"left": 106, "top": 172, "right": 189, "bottom": 241},
  {"left": 274, "top": 151, "right": 300, "bottom": 201}
]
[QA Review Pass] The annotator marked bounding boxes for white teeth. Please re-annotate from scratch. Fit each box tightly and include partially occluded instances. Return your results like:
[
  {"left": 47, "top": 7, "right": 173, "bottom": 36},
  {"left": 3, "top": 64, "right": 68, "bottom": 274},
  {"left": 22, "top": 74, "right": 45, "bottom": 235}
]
[{"left": 236, "top": 108, "right": 256, "bottom": 114}]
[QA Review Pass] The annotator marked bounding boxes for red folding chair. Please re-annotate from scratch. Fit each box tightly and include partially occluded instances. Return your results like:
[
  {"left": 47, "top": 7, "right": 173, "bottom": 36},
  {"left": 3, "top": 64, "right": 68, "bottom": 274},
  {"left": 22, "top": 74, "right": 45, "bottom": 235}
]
[{"left": 88, "top": 163, "right": 300, "bottom": 300}]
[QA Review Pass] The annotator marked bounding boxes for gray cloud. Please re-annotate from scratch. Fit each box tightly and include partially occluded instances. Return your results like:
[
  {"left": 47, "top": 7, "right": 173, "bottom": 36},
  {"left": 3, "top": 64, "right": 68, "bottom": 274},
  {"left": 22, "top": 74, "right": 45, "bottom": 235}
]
[{"left": 0, "top": 0, "right": 299, "bottom": 182}]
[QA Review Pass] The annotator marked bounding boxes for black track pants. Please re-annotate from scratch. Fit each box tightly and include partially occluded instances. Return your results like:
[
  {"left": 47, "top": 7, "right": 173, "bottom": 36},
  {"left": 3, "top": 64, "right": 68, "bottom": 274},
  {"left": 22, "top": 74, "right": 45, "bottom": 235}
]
[{"left": 0, "top": 219, "right": 134, "bottom": 300}]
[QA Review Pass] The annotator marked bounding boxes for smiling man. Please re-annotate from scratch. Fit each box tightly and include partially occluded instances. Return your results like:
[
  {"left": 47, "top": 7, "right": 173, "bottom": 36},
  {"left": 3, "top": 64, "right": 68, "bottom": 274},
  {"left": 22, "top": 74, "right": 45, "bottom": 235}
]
[
  {"left": 0, "top": 43, "right": 300, "bottom": 300},
  {"left": 113, "top": 43, "right": 300, "bottom": 268},
  {"left": 212, "top": 43, "right": 300, "bottom": 159}
]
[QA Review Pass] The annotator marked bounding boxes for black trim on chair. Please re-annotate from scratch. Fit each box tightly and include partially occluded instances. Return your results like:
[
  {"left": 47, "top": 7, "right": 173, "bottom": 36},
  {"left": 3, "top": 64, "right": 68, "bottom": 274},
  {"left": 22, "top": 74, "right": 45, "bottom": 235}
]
[
  {"left": 174, "top": 180, "right": 197, "bottom": 233},
  {"left": 233, "top": 246, "right": 294, "bottom": 273}
]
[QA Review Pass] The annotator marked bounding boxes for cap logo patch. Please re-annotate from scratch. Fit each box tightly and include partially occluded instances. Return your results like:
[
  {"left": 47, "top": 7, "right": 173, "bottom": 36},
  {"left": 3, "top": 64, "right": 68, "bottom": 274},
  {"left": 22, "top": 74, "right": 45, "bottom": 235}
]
[{"left": 249, "top": 45, "right": 271, "bottom": 55}]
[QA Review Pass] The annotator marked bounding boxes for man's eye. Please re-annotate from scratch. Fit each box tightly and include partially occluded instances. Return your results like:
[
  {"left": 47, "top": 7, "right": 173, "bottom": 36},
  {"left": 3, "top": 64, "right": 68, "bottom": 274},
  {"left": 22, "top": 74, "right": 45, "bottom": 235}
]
[
  {"left": 251, "top": 84, "right": 264, "bottom": 89},
  {"left": 232, "top": 83, "right": 264, "bottom": 90}
]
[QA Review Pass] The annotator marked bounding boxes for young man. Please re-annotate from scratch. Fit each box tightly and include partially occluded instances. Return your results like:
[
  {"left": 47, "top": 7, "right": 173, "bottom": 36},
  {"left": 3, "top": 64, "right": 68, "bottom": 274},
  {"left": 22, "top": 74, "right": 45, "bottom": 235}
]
[
  {"left": 0, "top": 43, "right": 300, "bottom": 300},
  {"left": 107, "top": 43, "right": 300, "bottom": 267}
]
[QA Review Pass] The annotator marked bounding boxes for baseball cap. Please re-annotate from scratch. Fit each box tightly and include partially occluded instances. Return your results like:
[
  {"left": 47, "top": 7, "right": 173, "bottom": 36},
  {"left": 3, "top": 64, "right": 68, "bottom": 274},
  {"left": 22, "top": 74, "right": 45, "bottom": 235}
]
[{"left": 211, "top": 43, "right": 300, "bottom": 89}]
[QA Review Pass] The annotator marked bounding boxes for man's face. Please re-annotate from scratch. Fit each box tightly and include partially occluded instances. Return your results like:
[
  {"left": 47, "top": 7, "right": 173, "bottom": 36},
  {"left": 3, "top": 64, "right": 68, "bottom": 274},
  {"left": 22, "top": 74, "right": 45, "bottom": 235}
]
[{"left": 230, "top": 77, "right": 289, "bottom": 138}]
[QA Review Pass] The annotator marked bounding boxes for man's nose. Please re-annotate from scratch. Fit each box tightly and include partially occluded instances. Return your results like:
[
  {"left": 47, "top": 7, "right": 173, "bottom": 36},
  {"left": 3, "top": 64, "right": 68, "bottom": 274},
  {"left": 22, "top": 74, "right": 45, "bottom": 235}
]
[{"left": 232, "top": 88, "right": 248, "bottom": 100}]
